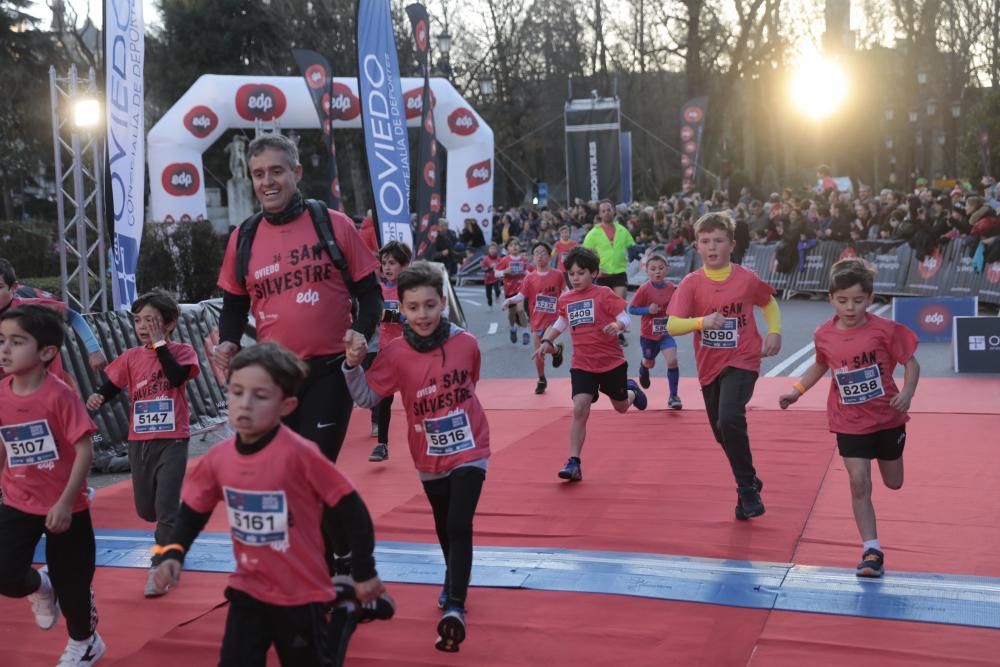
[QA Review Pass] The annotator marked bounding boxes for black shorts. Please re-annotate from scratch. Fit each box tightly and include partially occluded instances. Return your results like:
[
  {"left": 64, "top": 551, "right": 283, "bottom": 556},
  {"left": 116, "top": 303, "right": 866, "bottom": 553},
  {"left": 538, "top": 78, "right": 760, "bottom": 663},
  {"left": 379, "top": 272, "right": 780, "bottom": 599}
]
[
  {"left": 570, "top": 362, "right": 628, "bottom": 402},
  {"left": 836, "top": 425, "right": 906, "bottom": 461},
  {"left": 596, "top": 272, "right": 628, "bottom": 289}
]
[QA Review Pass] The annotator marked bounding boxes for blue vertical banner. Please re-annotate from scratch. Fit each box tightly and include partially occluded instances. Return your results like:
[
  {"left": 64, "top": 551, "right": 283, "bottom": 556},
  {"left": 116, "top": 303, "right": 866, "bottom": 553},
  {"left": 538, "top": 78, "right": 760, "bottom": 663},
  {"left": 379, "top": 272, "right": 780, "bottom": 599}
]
[
  {"left": 356, "top": 0, "right": 413, "bottom": 247},
  {"left": 105, "top": 0, "right": 145, "bottom": 310},
  {"left": 620, "top": 131, "right": 633, "bottom": 204}
]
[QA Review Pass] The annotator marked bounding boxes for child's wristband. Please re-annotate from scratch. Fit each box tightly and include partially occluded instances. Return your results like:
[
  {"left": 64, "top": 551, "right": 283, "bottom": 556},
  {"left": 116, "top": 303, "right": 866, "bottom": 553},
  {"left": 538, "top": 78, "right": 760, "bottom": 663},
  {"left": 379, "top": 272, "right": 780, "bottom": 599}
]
[
  {"left": 792, "top": 382, "right": 807, "bottom": 395},
  {"left": 696, "top": 317, "right": 704, "bottom": 330},
  {"left": 151, "top": 543, "right": 186, "bottom": 557}
]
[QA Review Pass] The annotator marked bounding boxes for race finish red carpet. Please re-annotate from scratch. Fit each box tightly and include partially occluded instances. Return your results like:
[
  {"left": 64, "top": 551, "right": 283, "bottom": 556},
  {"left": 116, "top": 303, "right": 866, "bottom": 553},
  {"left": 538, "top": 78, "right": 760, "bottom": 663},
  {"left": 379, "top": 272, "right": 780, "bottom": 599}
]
[{"left": 2, "top": 377, "right": 999, "bottom": 666}]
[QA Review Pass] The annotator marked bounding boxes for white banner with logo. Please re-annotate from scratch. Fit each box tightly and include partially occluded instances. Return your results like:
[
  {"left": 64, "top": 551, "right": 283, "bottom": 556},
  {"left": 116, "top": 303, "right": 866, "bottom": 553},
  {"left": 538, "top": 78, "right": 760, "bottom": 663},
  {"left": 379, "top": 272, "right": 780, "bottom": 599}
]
[
  {"left": 147, "top": 76, "right": 494, "bottom": 243},
  {"left": 105, "top": 0, "right": 144, "bottom": 309}
]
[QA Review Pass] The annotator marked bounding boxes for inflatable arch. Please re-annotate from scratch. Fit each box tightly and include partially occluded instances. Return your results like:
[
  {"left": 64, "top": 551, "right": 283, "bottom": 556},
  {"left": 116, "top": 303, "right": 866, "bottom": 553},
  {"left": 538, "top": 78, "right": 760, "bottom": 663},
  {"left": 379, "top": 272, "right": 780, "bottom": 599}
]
[{"left": 147, "top": 75, "right": 494, "bottom": 239}]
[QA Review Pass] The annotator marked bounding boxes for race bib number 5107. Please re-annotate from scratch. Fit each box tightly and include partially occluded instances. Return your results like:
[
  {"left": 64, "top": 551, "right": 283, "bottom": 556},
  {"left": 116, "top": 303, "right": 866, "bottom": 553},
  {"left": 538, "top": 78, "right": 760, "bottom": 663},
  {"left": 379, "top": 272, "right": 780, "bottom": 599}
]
[{"left": 1, "top": 420, "right": 59, "bottom": 468}]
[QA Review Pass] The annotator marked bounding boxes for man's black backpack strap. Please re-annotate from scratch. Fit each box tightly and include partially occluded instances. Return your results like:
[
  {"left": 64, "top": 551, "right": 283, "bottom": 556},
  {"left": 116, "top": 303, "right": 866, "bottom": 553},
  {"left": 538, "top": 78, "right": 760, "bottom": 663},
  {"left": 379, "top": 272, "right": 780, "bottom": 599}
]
[{"left": 234, "top": 199, "right": 357, "bottom": 294}]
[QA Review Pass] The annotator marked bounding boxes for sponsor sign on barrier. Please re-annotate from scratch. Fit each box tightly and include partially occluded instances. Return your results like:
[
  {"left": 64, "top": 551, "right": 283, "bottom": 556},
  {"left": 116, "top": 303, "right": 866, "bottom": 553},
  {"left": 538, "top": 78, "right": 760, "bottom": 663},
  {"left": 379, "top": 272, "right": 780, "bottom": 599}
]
[
  {"left": 953, "top": 316, "right": 1000, "bottom": 373},
  {"left": 892, "top": 296, "right": 978, "bottom": 343},
  {"left": 855, "top": 240, "right": 912, "bottom": 295}
]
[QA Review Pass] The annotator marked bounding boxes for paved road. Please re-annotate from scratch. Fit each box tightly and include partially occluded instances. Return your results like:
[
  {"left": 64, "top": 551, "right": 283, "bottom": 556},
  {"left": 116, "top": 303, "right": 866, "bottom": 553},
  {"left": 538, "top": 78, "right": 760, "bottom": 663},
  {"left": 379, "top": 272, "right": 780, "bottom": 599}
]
[{"left": 453, "top": 285, "right": 977, "bottom": 380}]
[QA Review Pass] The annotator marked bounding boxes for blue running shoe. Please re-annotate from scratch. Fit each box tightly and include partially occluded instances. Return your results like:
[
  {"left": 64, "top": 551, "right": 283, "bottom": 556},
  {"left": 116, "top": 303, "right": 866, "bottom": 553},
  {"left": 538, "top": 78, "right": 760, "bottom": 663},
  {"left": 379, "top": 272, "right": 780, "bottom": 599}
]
[
  {"left": 558, "top": 457, "right": 582, "bottom": 481},
  {"left": 435, "top": 606, "right": 467, "bottom": 652},
  {"left": 626, "top": 379, "right": 647, "bottom": 411},
  {"left": 522, "top": 332, "right": 530, "bottom": 345},
  {"left": 638, "top": 365, "right": 650, "bottom": 389},
  {"left": 509, "top": 327, "right": 517, "bottom": 344}
]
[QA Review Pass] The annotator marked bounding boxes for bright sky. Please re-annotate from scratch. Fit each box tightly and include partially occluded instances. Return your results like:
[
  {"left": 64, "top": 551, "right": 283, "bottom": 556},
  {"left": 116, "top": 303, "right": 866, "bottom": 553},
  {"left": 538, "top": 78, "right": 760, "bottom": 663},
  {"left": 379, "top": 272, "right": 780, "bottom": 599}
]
[{"left": 27, "top": 0, "right": 161, "bottom": 30}]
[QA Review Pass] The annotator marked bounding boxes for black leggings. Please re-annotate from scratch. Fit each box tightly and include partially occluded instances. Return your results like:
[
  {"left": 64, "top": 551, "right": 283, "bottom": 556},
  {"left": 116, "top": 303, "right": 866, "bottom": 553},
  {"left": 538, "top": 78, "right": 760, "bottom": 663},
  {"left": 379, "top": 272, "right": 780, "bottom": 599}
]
[
  {"left": 421, "top": 467, "right": 486, "bottom": 608},
  {"left": 284, "top": 360, "right": 355, "bottom": 463},
  {"left": 219, "top": 588, "right": 338, "bottom": 667},
  {"left": 375, "top": 394, "right": 394, "bottom": 444},
  {"left": 0, "top": 505, "right": 97, "bottom": 640},
  {"left": 700, "top": 367, "right": 759, "bottom": 487},
  {"left": 484, "top": 282, "right": 500, "bottom": 306}
]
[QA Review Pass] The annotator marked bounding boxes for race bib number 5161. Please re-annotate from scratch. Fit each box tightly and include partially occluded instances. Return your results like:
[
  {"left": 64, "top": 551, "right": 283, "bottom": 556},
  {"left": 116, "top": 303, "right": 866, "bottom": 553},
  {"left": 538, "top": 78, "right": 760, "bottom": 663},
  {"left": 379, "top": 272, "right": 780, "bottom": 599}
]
[{"left": 224, "top": 487, "right": 289, "bottom": 549}]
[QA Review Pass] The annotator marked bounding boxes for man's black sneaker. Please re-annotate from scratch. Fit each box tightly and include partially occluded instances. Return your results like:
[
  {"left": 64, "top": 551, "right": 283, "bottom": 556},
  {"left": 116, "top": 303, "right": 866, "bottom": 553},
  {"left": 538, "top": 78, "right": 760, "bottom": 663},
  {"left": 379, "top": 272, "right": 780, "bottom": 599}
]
[
  {"left": 734, "top": 477, "right": 763, "bottom": 520},
  {"left": 638, "top": 365, "right": 650, "bottom": 389},
  {"left": 551, "top": 343, "right": 565, "bottom": 368},
  {"left": 368, "top": 443, "right": 388, "bottom": 462},
  {"left": 435, "top": 606, "right": 467, "bottom": 652},
  {"left": 333, "top": 575, "right": 396, "bottom": 623},
  {"left": 735, "top": 479, "right": 765, "bottom": 519},
  {"left": 535, "top": 377, "right": 547, "bottom": 395},
  {"left": 856, "top": 548, "right": 885, "bottom": 578}
]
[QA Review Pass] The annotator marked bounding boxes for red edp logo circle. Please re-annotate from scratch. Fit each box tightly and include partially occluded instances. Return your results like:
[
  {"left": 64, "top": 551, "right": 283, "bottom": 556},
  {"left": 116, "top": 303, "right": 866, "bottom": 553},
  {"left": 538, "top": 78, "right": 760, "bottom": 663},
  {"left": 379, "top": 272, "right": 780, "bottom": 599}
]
[
  {"left": 183, "top": 106, "right": 218, "bottom": 138},
  {"left": 448, "top": 108, "right": 479, "bottom": 135},
  {"left": 161, "top": 163, "right": 200, "bottom": 196},
  {"left": 235, "top": 84, "right": 287, "bottom": 121},
  {"left": 328, "top": 83, "right": 360, "bottom": 121},
  {"left": 918, "top": 305, "right": 949, "bottom": 333},
  {"left": 987, "top": 262, "right": 1000, "bottom": 284},
  {"left": 305, "top": 65, "right": 327, "bottom": 89},
  {"left": 917, "top": 248, "right": 942, "bottom": 279}
]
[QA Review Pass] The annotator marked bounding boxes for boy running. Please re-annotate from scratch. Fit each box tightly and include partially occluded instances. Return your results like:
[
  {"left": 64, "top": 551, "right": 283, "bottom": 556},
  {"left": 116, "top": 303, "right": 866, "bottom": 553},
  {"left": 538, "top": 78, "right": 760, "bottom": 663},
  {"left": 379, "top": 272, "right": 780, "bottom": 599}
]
[
  {"left": 153, "top": 342, "right": 388, "bottom": 666},
  {"left": 368, "top": 241, "right": 412, "bottom": 463},
  {"left": 535, "top": 247, "right": 648, "bottom": 482},
  {"left": 480, "top": 243, "right": 501, "bottom": 308},
  {"left": 629, "top": 253, "right": 683, "bottom": 408},
  {"left": 86, "top": 289, "right": 199, "bottom": 597},
  {"left": 343, "top": 261, "right": 489, "bottom": 653},
  {"left": 0, "top": 305, "right": 105, "bottom": 665},
  {"left": 553, "top": 225, "right": 578, "bottom": 273},
  {"left": 780, "top": 259, "right": 919, "bottom": 577},
  {"left": 494, "top": 238, "right": 532, "bottom": 345},
  {"left": 667, "top": 213, "right": 782, "bottom": 519},
  {"left": 502, "top": 241, "right": 566, "bottom": 394}
]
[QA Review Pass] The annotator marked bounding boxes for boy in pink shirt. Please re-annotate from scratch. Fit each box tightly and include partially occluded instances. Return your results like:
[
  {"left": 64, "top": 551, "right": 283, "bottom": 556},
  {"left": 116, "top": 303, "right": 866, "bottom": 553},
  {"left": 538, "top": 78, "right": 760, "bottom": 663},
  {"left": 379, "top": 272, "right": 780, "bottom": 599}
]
[
  {"left": 0, "top": 305, "right": 105, "bottom": 665},
  {"left": 153, "top": 342, "right": 388, "bottom": 666},
  {"left": 495, "top": 237, "right": 533, "bottom": 344},
  {"left": 502, "top": 241, "right": 566, "bottom": 394},
  {"left": 668, "top": 213, "right": 782, "bottom": 520},
  {"left": 368, "top": 241, "right": 412, "bottom": 463},
  {"left": 343, "top": 261, "right": 489, "bottom": 653},
  {"left": 535, "top": 247, "right": 648, "bottom": 482},
  {"left": 629, "top": 253, "right": 683, "bottom": 408},
  {"left": 780, "top": 259, "right": 920, "bottom": 577},
  {"left": 86, "top": 289, "right": 200, "bottom": 597},
  {"left": 480, "top": 242, "right": 501, "bottom": 308}
]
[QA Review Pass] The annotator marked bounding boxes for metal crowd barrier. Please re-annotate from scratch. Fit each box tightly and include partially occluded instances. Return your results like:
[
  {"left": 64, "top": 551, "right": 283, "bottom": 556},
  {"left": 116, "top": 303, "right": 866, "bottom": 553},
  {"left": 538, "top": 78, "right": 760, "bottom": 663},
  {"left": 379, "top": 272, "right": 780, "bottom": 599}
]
[{"left": 625, "top": 240, "right": 1000, "bottom": 305}]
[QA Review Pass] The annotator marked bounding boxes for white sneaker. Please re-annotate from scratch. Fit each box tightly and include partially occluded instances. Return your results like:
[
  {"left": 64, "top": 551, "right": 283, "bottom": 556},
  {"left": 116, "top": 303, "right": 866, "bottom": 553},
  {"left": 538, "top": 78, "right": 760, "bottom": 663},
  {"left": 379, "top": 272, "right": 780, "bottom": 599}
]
[
  {"left": 28, "top": 567, "right": 60, "bottom": 630},
  {"left": 144, "top": 566, "right": 165, "bottom": 598},
  {"left": 56, "top": 630, "right": 105, "bottom": 665}
]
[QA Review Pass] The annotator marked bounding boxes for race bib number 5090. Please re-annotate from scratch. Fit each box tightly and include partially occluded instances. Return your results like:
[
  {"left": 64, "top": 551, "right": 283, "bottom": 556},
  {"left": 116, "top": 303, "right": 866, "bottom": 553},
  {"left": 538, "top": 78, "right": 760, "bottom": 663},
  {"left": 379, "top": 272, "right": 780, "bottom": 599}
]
[{"left": 701, "top": 318, "right": 739, "bottom": 349}]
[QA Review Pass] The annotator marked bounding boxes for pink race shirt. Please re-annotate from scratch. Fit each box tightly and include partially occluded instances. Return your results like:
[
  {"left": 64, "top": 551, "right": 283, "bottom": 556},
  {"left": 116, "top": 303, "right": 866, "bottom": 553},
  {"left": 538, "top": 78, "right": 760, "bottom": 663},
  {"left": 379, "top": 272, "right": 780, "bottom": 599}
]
[
  {"left": 813, "top": 314, "right": 918, "bottom": 435},
  {"left": 104, "top": 343, "right": 200, "bottom": 440},
  {"left": 630, "top": 280, "right": 676, "bottom": 340},
  {"left": 557, "top": 284, "right": 627, "bottom": 373},
  {"left": 0, "top": 374, "right": 96, "bottom": 516},
  {"left": 668, "top": 265, "right": 775, "bottom": 386},
  {"left": 553, "top": 240, "right": 578, "bottom": 272},
  {"left": 521, "top": 270, "right": 565, "bottom": 332},
  {"left": 481, "top": 255, "right": 500, "bottom": 285},
  {"left": 497, "top": 255, "right": 533, "bottom": 297},
  {"left": 181, "top": 425, "right": 355, "bottom": 606},
  {"left": 365, "top": 331, "right": 490, "bottom": 475},
  {"left": 217, "top": 209, "right": 379, "bottom": 358},
  {"left": 379, "top": 282, "right": 403, "bottom": 349}
]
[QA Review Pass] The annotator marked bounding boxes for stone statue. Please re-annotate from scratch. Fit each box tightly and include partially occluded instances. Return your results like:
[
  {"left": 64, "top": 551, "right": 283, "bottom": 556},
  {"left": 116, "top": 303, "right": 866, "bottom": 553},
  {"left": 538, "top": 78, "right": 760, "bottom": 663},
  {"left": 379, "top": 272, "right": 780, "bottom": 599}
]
[{"left": 225, "top": 135, "right": 254, "bottom": 227}]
